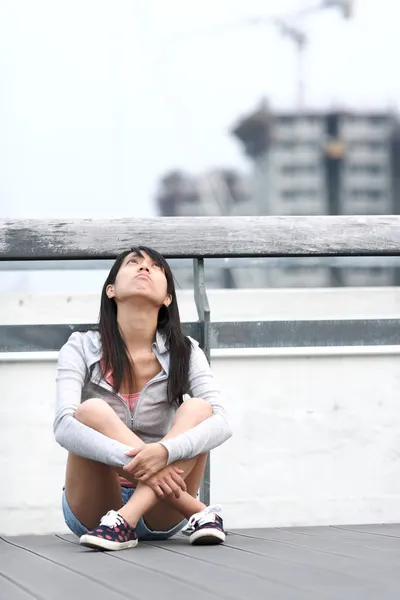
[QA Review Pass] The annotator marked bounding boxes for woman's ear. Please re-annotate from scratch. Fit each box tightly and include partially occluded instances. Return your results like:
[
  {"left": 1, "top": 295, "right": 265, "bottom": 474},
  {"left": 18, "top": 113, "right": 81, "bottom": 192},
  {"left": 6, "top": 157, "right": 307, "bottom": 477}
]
[
  {"left": 163, "top": 294, "right": 172, "bottom": 307},
  {"left": 106, "top": 285, "right": 115, "bottom": 299}
]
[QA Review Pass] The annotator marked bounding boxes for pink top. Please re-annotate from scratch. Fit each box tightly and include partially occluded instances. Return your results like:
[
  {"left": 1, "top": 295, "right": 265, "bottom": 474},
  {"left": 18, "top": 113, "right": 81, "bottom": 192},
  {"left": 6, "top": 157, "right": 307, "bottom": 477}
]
[
  {"left": 102, "top": 362, "right": 141, "bottom": 412},
  {"left": 101, "top": 361, "right": 140, "bottom": 488},
  {"left": 118, "top": 390, "right": 140, "bottom": 413}
]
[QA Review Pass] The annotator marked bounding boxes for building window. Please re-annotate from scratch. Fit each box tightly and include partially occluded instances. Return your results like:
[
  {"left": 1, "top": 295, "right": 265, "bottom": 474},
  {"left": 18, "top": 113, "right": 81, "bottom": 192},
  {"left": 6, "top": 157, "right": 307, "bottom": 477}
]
[
  {"left": 281, "top": 189, "right": 318, "bottom": 200},
  {"left": 281, "top": 165, "right": 317, "bottom": 175},
  {"left": 368, "top": 141, "right": 385, "bottom": 151},
  {"left": 349, "top": 141, "right": 386, "bottom": 151},
  {"left": 277, "top": 141, "right": 319, "bottom": 151},
  {"left": 348, "top": 164, "right": 383, "bottom": 175},
  {"left": 368, "top": 190, "right": 384, "bottom": 200},
  {"left": 278, "top": 141, "right": 296, "bottom": 150},
  {"left": 277, "top": 116, "right": 296, "bottom": 126},
  {"left": 350, "top": 189, "right": 384, "bottom": 201},
  {"left": 282, "top": 190, "right": 296, "bottom": 200},
  {"left": 344, "top": 116, "right": 386, "bottom": 127},
  {"left": 369, "top": 116, "right": 387, "bottom": 126}
]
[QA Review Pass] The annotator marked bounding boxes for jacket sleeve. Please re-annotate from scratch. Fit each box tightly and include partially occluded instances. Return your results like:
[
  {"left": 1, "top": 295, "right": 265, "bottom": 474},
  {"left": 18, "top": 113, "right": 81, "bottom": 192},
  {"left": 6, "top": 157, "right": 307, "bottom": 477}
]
[
  {"left": 53, "top": 332, "right": 132, "bottom": 467},
  {"left": 160, "top": 340, "right": 232, "bottom": 464}
]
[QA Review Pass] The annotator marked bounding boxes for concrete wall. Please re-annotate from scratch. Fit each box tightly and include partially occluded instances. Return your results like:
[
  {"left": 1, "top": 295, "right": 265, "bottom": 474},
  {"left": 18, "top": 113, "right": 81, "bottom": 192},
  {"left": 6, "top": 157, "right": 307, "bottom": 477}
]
[{"left": 2, "top": 288, "right": 400, "bottom": 535}]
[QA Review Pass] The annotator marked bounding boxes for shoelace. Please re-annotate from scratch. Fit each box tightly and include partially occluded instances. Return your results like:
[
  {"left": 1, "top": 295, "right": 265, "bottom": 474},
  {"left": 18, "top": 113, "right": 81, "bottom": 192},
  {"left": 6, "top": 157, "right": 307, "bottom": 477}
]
[
  {"left": 99, "top": 510, "right": 125, "bottom": 529},
  {"left": 182, "top": 504, "right": 223, "bottom": 534}
]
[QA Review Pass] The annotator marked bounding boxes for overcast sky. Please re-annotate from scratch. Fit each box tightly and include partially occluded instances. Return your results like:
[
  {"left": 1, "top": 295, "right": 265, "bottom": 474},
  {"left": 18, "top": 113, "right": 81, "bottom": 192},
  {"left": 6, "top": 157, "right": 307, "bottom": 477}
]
[{"left": 0, "top": 0, "right": 398, "bottom": 220}]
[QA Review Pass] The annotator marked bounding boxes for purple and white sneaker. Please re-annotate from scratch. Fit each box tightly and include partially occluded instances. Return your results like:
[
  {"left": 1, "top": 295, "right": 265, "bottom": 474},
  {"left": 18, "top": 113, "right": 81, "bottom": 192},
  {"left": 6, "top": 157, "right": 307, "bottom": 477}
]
[
  {"left": 183, "top": 505, "right": 225, "bottom": 545},
  {"left": 79, "top": 510, "right": 138, "bottom": 551}
]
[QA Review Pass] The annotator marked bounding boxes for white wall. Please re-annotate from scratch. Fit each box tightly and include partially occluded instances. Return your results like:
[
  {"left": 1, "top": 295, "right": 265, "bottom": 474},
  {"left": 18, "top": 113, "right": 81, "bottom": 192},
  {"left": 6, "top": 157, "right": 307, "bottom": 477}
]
[
  {"left": 4, "top": 286, "right": 400, "bottom": 324},
  {"left": 2, "top": 288, "right": 400, "bottom": 535},
  {"left": 212, "top": 351, "right": 400, "bottom": 529}
]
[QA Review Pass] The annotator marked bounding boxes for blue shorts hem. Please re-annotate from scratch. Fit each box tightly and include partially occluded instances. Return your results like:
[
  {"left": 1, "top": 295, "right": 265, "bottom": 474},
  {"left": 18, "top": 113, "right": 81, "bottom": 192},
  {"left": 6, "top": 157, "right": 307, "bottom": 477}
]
[{"left": 62, "top": 487, "right": 186, "bottom": 541}]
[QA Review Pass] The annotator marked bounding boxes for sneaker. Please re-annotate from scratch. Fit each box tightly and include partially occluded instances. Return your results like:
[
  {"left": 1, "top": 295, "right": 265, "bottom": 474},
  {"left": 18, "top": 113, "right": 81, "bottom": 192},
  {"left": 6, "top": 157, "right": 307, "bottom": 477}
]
[
  {"left": 182, "top": 504, "right": 225, "bottom": 545},
  {"left": 79, "top": 510, "right": 138, "bottom": 551}
]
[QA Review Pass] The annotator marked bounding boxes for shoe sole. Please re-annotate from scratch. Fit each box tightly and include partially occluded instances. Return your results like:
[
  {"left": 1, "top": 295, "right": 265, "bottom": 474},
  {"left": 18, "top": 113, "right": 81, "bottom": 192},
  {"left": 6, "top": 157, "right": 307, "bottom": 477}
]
[
  {"left": 79, "top": 535, "right": 138, "bottom": 551},
  {"left": 190, "top": 529, "right": 225, "bottom": 545}
]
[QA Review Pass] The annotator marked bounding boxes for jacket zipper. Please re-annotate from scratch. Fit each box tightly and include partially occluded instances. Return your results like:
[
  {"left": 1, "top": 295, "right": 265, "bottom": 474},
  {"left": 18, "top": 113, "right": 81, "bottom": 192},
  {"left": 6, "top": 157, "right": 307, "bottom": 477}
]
[{"left": 131, "top": 371, "right": 168, "bottom": 430}]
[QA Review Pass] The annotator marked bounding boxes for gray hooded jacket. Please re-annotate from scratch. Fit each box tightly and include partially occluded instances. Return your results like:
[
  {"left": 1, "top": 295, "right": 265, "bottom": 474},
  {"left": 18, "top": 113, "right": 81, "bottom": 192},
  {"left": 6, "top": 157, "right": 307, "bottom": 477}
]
[{"left": 54, "top": 330, "right": 232, "bottom": 467}]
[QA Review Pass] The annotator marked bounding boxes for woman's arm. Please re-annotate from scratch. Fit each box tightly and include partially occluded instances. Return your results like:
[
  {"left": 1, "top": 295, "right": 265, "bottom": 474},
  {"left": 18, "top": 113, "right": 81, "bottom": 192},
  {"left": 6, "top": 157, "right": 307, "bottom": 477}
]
[
  {"left": 54, "top": 332, "right": 132, "bottom": 467},
  {"left": 160, "top": 339, "right": 232, "bottom": 465}
]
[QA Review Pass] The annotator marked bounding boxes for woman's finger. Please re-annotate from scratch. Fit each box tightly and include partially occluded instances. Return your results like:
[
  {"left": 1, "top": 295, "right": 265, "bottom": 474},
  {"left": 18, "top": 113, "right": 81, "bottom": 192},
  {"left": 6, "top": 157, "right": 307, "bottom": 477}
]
[
  {"left": 160, "top": 482, "right": 173, "bottom": 496},
  {"left": 124, "top": 457, "right": 140, "bottom": 473},
  {"left": 171, "top": 471, "right": 186, "bottom": 491},
  {"left": 124, "top": 448, "right": 140, "bottom": 457},
  {"left": 165, "top": 475, "right": 180, "bottom": 497},
  {"left": 155, "top": 485, "right": 164, "bottom": 497},
  {"left": 173, "top": 467, "right": 185, "bottom": 475},
  {"left": 170, "top": 481, "right": 181, "bottom": 498}
]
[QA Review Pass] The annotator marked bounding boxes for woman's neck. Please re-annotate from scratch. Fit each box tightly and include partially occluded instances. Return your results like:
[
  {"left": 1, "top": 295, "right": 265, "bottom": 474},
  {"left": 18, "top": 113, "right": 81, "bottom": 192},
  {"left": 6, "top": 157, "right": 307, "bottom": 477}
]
[{"left": 117, "top": 303, "right": 158, "bottom": 354}]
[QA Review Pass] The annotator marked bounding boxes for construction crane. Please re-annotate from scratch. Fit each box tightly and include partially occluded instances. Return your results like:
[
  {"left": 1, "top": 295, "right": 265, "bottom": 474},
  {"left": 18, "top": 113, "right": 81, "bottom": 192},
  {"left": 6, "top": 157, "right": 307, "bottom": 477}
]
[
  {"left": 247, "top": 1, "right": 354, "bottom": 109},
  {"left": 172, "top": 1, "right": 354, "bottom": 109}
]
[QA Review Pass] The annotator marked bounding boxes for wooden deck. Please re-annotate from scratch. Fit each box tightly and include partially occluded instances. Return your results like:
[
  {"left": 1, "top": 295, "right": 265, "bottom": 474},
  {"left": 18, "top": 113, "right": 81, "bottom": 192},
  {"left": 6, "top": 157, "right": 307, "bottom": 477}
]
[{"left": 2, "top": 524, "right": 400, "bottom": 599}]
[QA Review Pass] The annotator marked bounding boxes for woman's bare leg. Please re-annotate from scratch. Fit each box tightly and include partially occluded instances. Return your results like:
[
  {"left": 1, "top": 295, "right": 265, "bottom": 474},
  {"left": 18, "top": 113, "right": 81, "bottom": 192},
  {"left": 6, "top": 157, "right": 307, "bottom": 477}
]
[{"left": 65, "top": 454, "right": 122, "bottom": 530}]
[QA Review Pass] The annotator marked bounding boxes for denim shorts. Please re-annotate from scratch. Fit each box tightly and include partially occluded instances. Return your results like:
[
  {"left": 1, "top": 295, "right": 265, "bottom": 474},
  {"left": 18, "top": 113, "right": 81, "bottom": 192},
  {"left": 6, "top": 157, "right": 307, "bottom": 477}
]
[{"left": 62, "top": 486, "right": 186, "bottom": 541}]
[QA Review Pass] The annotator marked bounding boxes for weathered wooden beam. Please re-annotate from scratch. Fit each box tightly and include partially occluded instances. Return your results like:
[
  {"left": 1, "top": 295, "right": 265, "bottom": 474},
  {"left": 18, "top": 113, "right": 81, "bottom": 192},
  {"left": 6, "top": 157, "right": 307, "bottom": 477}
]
[{"left": 1, "top": 216, "right": 400, "bottom": 260}]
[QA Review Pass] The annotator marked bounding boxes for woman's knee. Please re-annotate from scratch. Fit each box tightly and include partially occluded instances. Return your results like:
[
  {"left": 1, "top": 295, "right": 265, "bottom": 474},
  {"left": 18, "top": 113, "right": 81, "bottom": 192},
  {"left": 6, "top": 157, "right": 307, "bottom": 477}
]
[
  {"left": 74, "top": 398, "right": 113, "bottom": 427},
  {"left": 177, "top": 397, "right": 213, "bottom": 424}
]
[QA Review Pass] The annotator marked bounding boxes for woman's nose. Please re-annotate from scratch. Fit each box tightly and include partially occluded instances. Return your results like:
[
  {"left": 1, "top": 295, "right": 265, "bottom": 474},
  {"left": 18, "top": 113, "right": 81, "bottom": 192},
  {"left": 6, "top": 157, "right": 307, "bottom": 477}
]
[{"left": 139, "top": 265, "right": 150, "bottom": 272}]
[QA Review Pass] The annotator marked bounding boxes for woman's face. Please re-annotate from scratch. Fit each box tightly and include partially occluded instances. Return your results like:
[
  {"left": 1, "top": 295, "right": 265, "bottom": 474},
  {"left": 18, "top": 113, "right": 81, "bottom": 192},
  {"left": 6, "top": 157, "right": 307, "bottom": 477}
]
[{"left": 107, "top": 251, "right": 171, "bottom": 308}]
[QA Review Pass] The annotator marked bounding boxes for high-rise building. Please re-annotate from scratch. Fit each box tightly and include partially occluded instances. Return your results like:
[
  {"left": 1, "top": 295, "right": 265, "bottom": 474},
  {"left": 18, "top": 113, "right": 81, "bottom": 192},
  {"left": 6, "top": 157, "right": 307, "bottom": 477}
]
[
  {"left": 155, "top": 103, "right": 400, "bottom": 288},
  {"left": 232, "top": 101, "right": 400, "bottom": 218},
  {"left": 231, "top": 102, "right": 400, "bottom": 287},
  {"left": 157, "top": 169, "right": 251, "bottom": 218}
]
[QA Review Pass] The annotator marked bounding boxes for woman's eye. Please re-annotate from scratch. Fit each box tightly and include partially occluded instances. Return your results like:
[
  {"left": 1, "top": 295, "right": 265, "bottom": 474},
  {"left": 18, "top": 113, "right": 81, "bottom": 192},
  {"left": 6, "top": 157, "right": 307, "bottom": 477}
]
[{"left": 152, "top": 263, "right": 161, "bottom": 268}]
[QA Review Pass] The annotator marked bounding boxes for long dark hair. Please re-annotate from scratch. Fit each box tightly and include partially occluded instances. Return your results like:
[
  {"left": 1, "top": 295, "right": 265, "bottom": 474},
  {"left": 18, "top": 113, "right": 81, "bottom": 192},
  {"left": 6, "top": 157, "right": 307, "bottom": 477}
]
[{"left": 98, "top": 246, "right": 192, "bottom": 406}]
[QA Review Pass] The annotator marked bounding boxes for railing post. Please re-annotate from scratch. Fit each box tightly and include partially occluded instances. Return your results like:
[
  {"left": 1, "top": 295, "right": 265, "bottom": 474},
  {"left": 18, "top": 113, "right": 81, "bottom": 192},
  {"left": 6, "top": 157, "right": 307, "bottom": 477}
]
[
  {"left": 193, "top": 259, "right": 211, "bottom": 362},
  {"left": 193, "top": 258, "right": 211, "bottom": 506}
]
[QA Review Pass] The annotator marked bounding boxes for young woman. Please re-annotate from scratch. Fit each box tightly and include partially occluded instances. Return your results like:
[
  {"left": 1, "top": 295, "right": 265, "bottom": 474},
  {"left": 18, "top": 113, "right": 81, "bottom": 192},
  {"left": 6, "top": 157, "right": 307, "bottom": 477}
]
[{"left": 54, "top": 246, "right": 232, "bottom": 551}]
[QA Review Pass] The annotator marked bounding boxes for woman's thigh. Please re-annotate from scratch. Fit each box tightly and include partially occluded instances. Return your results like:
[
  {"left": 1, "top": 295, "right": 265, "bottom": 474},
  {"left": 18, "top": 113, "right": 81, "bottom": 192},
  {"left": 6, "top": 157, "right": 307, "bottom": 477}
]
[{"left": 64, "top": 452, "right": 122, "bottom": 531}]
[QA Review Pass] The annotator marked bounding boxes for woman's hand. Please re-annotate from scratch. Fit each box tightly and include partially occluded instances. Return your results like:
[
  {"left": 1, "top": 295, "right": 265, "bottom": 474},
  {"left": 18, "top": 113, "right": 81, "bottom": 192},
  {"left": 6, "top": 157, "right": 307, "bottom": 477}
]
[
  {"left": 145, "top": 465, "right": 187, "bottom": 498},
  {"left": 123, "top": 443, "right": 169, "bottom": 480}
]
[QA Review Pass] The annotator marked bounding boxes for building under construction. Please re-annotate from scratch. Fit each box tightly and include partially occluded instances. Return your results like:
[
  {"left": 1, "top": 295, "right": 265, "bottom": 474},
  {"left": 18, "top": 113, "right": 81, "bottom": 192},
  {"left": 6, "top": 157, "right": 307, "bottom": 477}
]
[
  {"left": 156, "top": 102, "right": 400, "bottom": 288},
  {"left": 232, "top": 101, "right": 400, "bottom": 219}
]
